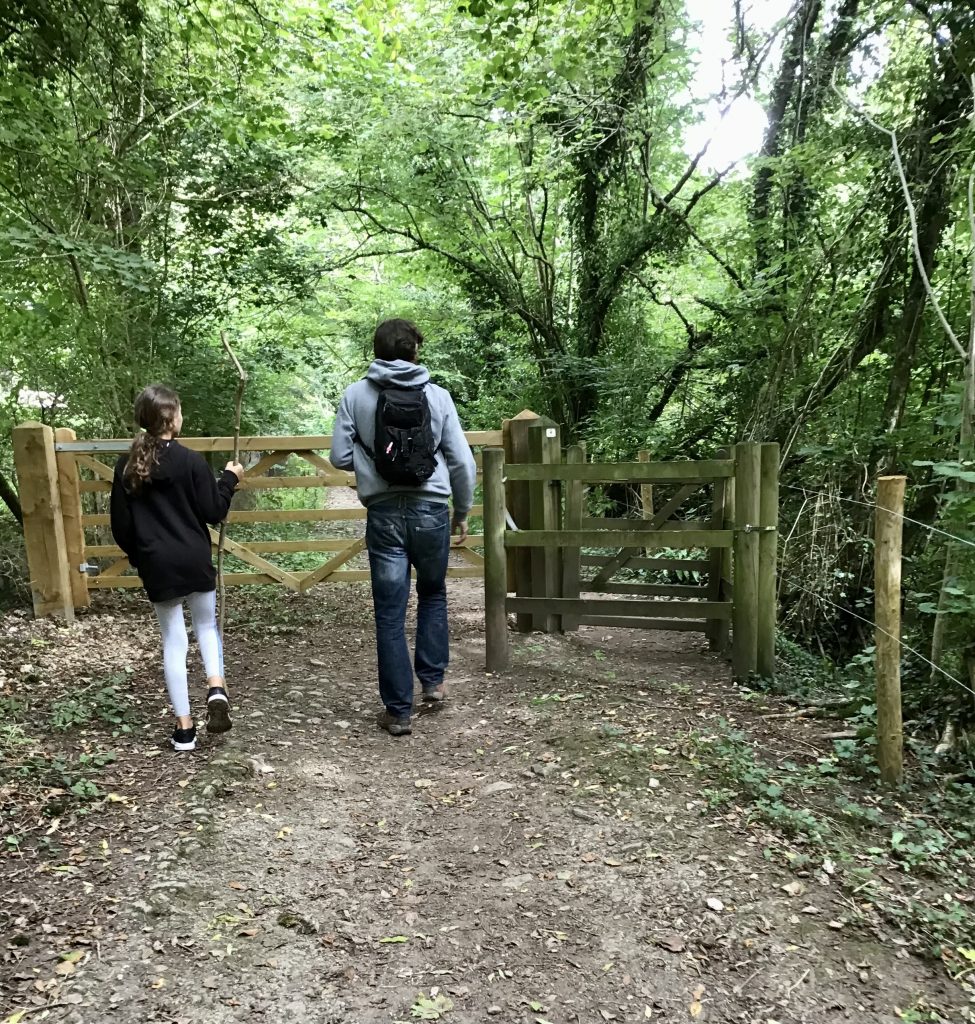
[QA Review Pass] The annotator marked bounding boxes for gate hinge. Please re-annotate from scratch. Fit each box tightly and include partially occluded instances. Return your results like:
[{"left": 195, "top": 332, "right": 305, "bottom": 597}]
[{"left": 78, "top": 562, "right": 101, "bottom": 576}]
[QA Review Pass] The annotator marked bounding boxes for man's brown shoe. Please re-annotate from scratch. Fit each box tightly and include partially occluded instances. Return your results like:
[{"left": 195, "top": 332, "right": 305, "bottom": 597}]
[
  {"left": 422, "top": 685, "right": 446, "bottom": 703},
  {"left": 378, "top": 711, "right": 412, "bottom": 736}
]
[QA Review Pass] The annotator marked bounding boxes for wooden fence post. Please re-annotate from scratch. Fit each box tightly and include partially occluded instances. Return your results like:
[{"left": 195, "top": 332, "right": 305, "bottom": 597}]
[
  {"left": 732, "top": 442, "right": 761, "bottom": 680},
  {"left": 561, "top": 444, "right": 585, "bottom": 631},
  {"left": 756, "top": 443, "right": 779, "bottom": 678},
  {"left": 875, "top": 475, "right": 906, "bottom": 785},
  {"left": 528, "top": 419, "right": 562, "bottom": 632},
  {"left": 638, "top": 449, "right": 653, "bottom": 519},
  {"left": 706, "top": 448, "right": 731, "bottom": 652},
  {"left": 55, "top": 428, "right": 90, "bottom": 610},
  {"left": 12, "top": 422, "right": 75, "bottom": 622},
  {"left": 483, "top": 447, "right": 509, "bottom": 673},
  {"left": 503, "top": 410, "right": 540, "bottom": 632}
]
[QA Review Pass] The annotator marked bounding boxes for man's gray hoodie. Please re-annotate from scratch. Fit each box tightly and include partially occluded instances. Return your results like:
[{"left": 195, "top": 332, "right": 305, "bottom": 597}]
[{"left": 329, "top": 360, "right": 477, "bottom": 515}]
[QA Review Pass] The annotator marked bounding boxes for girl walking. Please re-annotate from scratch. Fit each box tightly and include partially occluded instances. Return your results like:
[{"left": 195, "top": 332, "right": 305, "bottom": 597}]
[{"left": 110, "top": 384, "right": 244, "bottom": 751}]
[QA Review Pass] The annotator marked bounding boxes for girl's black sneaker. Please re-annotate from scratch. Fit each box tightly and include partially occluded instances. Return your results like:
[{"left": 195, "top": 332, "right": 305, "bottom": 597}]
[
  {"left": 206, "top": 687, "right": 232, "bottom": 734},
  {"left": 171, "top": 726, "right": 197, "bottom": 752}
]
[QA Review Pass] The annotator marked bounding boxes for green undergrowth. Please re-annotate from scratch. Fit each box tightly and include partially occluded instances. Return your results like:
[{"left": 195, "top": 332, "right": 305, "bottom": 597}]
[
  {"left": 687, "top": 722, "right": 975, "bottom": 970},
  {"left": 0, "top": 674, "right": 132, "bottom": 856}
]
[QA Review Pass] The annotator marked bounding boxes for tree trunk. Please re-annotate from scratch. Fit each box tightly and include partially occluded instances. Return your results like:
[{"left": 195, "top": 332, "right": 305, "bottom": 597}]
[{"left": 0, "top": 469, "right": 23, "bottom": 525}]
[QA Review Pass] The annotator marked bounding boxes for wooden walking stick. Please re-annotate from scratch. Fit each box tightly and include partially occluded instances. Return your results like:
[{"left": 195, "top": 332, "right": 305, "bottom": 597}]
[{"left": 217, "top": 331, "right": 247, "bottom": 634}]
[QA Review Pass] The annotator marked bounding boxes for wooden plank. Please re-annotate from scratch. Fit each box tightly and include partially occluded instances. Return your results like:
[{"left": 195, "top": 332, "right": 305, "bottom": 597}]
[
  {"left": 55, "top": 430, "right": 89, "bottom": 609},
  {"left": 295, "top": 450, "right": 356, "bottom": 485},
  {"left": 206, "top": 527, "right": 302, "bottom": 590},
  {"left": 455, "top": 545, "right": 485, "bottom": 566},
  {"left": 506, "top": 597, "right": 732, "bottom": 619},
  {"left": 60, "top": 429, "right": 503, "bottom": 454},
  {"left": 576, "top": 616, "right": 709, "bottom": 632},
  {"left": 503, "top": 410, "right": 538, "bottom": 632},
  {"left": 506, "top": 530, "right": 733, "bottom": 549},
  {"left": 483, "top": 447, "right": 509, "bottom": 672},
  {"left": 12, "top": 422, "right": 74, "bottom": 621},
  {"left": 79, "top": 480, "right": 111, "bottom": 493},
  {"left": 706, "top": 449, "right": 730, "bottom": 652},
  {"left": 78, "top": 472, "right": 369, "bottom": 494},
  {"left": 87, "top": 566, "right": 484, "bottom": 589},
  {"left": 236, "top": 476, "right": 344, "bottom": 490},
  {"left": 74, "top": 454, "right": 116, "bottom": 482},
  {"left": 82, "top": 508, "right": 366, "bottom": 527},
  {"left": 589, "top": 483, "right": 700, "bottom": 590},
  {"left": 528, "top": 420, "right": 561, "bottom": 632},
  {"left": 504, "top": 460, "right": 734, "bottom": 483},
  {"left": 756, "top": 443, "right": 779, "bottom": 678},
  {"left": 638, "top": 450, "right": 653, "bottom": 523},
  {"left": 732, "top": 443, "right": 761, "bottom": 680},
  {"left": 580, "top": 555, "right": 710, "bottom": 572},
  {"left": 583, "top": 582, "right": 711, "bottom": 598},
  {"left": 581, "top": 517, "right": 711, "bottom": 532},
  {"left": 83, "top": 537, "right": 485, "bottom": 558},
  {"left": 299, "top": 538, "right": 367, "bottom": 592},
  {"left": 244, "top": 451, "right": 294, "bottom": 477},
  {"left": 561, "top": 444, "right": 585, "bottom": 631},
  {"left": 99, "top": 556, "right": 132, "bottom": 578}
]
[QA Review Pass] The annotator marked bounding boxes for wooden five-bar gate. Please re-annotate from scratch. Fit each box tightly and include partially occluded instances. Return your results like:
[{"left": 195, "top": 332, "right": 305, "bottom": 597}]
[
  {"left": 12, "top": 421, "right": 504, "bottom": 619},
  {"left": 483, "top": 418, "right": 779, "bottom": 681}
]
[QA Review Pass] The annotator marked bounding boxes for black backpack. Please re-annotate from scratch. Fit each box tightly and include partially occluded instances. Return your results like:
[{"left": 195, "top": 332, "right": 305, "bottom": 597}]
[{"left": 359, "top": 381, "right": 439, "bottom": 485}]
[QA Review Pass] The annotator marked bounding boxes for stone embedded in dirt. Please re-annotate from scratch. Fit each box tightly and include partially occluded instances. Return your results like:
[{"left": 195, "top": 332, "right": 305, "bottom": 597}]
[
  {"left": 656, "top": 931, "right": 687, "bottom": 952},
  {"left": 480, "top": 781, "right": 516, "bottom": 797},
  {"left": 248, "top": 756, "right": 275, "bottom": 776},
  {"left": 487, "top": 1007, "right": 502, "bottom": 1016},
  {"left": 782, "top": 880, "right": 805, "bottom": 897},
  {"left": 309, "top": 659, "right": 327, "bottom": 667},
  {"left": 501, "top": 873, "right": 534, "bottom": 889},
  {"left": 277, "top": 911, "right": 319, "bottom": 935},
  {"left": 705, "top": 897, "right": 725, "bottom": 912},
  {"left": 570, "top": 806, "right": 598, "bottom": 823}
]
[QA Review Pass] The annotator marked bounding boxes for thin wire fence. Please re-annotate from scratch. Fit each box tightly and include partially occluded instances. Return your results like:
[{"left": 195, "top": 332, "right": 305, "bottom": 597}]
[
  {"left": 782, "top": 482, "right": 975, "bottom": 552},
  {"left": 777, "top": 568, "right": 975, "bottom": 701}
]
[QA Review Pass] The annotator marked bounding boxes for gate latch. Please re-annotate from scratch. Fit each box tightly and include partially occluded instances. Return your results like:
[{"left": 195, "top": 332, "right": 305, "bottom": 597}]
[
  {"left": 78, "top": 562, "right": 101, "bottom": 576},
  {"left": 741, "top": 525, "right": 777, "bottom": 534}
]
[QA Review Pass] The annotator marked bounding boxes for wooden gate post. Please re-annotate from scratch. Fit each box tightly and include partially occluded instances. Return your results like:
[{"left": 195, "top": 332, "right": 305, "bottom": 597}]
[
  {"left": 637, "top": 449, "right": 653, "bottom": 519},
  {"left": 706, "top": 448, "right": 731, "bottom": 652},
  {"left": 483, "top": 447, "right": 509, "bottom": 673},
  {"left": 12, "top": 422, "right": 75, "bottom": 622},
  {"left": 503, "top": 410, "right": 540, "bottom": 632},
  {"left": 732, "top": 442, "right": 761, "bottom": 679},
  {"left": 875, "top": 475, "right": 906, "bottom": 785},
  {"left": 561, "top": 444, "right": 585, "bottom": 631},
  {"left": 528, "top": 419, "right": 562, "bottom": 632},
  {"left": 756, "top": 443, "right": 779, "bottom": 677},
  {"left": 55, "top": 428, "right": 90, "bottom": 610}
]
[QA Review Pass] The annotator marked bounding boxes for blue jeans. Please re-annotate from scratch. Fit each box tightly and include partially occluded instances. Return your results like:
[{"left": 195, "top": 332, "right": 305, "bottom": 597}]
[{"left": 366, "top": 498, "right": 451, "bottom": 718}]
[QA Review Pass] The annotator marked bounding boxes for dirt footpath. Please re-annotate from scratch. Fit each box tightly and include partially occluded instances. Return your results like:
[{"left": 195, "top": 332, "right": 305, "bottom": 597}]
[{"left": 1, "top": 579, "right": 966, "bottom": 1024}]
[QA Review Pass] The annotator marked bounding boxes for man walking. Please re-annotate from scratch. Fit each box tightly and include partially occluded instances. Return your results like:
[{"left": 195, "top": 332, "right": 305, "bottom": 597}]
[{"left": 330, "top": 318, "right": 477, "bottom": 736}]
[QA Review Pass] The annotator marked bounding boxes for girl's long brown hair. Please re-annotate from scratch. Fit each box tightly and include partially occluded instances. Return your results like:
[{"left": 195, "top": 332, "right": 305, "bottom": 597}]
[{"left": 124, "top": 384, "right": 181, "bottom": 492}]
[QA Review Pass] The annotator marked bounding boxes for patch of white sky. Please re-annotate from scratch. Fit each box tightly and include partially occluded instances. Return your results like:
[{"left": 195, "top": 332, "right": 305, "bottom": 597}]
[
  {"left": 682, "top": 0, "right": 786, "bottom": 172},
  {"left": 682, "top": 0, "right": 891, "bottom": 172}
]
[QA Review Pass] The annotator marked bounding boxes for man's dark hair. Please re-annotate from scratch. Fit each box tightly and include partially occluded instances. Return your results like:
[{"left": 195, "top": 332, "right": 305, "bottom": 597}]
[{"left": 373, "top": 318, "right": 424, "bottom": 362}]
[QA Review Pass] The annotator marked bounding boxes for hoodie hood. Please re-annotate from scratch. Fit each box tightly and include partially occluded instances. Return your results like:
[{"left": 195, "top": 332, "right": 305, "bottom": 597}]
[
  {"left": 366, "top": 359, "right": 430, "bottom": 388},
  {"left": 148, "top": 438, "right": 180, "bottom": 481}
]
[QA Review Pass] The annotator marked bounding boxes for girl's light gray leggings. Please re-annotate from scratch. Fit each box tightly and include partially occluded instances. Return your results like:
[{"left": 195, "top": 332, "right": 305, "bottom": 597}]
[{"left": 152, "top": 590, "right": 223, "bottom": 718}]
